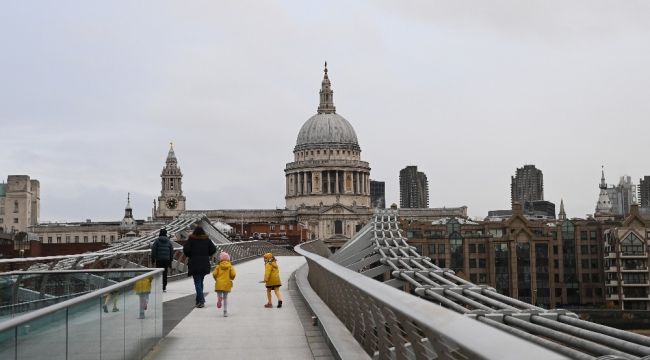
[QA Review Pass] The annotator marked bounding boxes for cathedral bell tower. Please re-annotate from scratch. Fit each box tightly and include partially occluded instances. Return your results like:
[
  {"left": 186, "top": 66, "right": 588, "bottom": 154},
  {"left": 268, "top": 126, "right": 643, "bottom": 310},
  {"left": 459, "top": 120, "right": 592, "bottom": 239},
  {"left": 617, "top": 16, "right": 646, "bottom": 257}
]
[{"left": 155, "top": 143, "right": 186, "bottom": 219}]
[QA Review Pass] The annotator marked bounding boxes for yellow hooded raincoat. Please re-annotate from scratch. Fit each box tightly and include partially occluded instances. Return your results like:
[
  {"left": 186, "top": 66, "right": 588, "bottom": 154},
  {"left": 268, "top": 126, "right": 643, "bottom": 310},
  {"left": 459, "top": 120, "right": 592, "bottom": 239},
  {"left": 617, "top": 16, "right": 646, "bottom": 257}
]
[
  {"left": 264, "top": 257, "right": 281, "bottom": 287},
  {"left": 212, "top": 261, "right": 236, "bottom": 292}
]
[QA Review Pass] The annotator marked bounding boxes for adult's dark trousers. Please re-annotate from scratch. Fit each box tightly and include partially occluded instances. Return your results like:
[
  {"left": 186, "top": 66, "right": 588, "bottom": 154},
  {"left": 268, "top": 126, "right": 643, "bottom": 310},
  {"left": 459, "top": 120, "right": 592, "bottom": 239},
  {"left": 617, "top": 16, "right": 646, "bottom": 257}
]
[
  {"left": 155, "top": 260, "right": 171, "bottom": 290},
  {"left": 192, "top": 273, "right": 207, "bottom": 305}
]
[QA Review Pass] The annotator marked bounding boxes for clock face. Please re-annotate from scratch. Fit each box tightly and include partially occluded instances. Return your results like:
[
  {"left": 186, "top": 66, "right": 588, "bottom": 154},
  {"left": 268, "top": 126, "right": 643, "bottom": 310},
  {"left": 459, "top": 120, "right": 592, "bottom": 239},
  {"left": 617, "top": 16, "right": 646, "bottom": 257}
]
[{"left": 166, "top": 198, "right": 177, "bottom": 209}]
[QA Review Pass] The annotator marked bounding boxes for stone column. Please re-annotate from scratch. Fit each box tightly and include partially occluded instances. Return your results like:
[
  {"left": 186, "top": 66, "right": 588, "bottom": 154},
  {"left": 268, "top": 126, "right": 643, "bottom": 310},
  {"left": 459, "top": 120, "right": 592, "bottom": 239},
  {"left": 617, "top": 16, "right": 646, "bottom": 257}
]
[
  {"left": 295, "top": 173, "right": 299, "bottom": 195},
  {"left": 355, "top": 172, "right": 360, "bottom": 194},
  {"left": 335, "top": 171, "right": 339, "bottom": 193},
  {"left": 303, "top": 172, "right": 308, "bottom": 194}
]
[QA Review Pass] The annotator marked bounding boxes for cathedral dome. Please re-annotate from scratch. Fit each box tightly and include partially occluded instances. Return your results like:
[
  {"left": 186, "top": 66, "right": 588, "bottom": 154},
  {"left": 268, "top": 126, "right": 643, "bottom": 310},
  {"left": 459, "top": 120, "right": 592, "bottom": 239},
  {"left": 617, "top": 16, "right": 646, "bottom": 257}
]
[
  {"left": 294, "top": 62, "right": 360, "bottom": 152},
  {"left": 295, "top": 113, "right": 359, "bottom": 151}
]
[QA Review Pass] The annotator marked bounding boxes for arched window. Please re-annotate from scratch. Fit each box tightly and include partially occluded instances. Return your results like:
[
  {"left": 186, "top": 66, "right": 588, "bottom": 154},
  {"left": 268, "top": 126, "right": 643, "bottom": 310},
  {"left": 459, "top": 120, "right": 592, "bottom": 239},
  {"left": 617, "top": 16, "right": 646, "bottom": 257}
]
[
  {"left": 621, "top": 233, "right": 644, "bottom": 255},
  {"left": 13, "top": 201, "right": 19, "bottom": 213}
]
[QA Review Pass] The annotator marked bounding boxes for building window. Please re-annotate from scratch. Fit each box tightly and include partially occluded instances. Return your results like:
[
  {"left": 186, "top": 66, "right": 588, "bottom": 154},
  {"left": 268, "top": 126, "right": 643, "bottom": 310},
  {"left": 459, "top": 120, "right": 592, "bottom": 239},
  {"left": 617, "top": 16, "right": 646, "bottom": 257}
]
[
  {"left": 478, "top": 244, "right": 486, "bottom": 253},
  {"left": 280, "top": 225, "right": 285, "bottom": 231},
  {"left": 289, "top": 225, "right": 293, "bottom": 230},
  {"left": 582, "top": 260, "right": 589, "bottom": 269},
  {"left": 13, "top": 201, "right": 18, "bottom": 213},
  {"left": 83, "top": 236, "right": 88, "bottom": 243},
  {"left": 589, "top": 245, "right": 598, "bottom": 254},
  {"left": 428, "top": 244, "right": 436, "bottom": 254},
  {"left": 437, "top": 259, "right": 446, "bottom": 268},
  {"left": 590, "top": 231, "right": 597, "bottom": 240},
  {"left": 56, "top": 236, "right": 61, "bottom": 243},
  {"left": 438, "top": 244, "right": 446, "bottom": 254},
  {"left": 38, "top": 236, "right": 43, "bottom": 242},
  {"left": 0, "top": 206, "right": 4, "bottom": 215},
  {"left": 334, "top": 220, "right": 343, "bottom": 235},
  {"left": 74, "top": 236, "right": 79, "bottom": 242},
  {"left": 92, "top": 235, "right": 97, "bottom": 242},
  {"left": 110, "top": 235, "right": 115, "bottom": 242},
  {"left": 621, "top": 233, "right": 644, "bottom": 255},
  {"left": 47, "top": 237, "right": 52, "bottom": 243},
  {"left": 0, "top": 218, "right": 3, "bottom": 224},
  {"left": 13, "top": 218, "right": 19, "bottom": 224},
  {"left": 101, "top": 235, "right": 106, "bottom": 242},
  {"left": 479, "top": 259, "right": 486, "bottom": 268}
]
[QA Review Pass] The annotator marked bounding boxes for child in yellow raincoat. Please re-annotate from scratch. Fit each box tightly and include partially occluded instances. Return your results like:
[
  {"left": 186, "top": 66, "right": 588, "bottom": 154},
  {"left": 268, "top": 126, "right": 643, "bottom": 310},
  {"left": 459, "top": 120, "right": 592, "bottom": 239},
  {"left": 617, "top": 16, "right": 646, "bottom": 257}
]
[
  {"left": 134, "top": 276, "right": 153, "bottom": 319},
  {"left": 212, "top": 252, "right": 236, "bottom": 317},
  {"left": 263, "top": 252, "right": 283, "bottom": 308}
]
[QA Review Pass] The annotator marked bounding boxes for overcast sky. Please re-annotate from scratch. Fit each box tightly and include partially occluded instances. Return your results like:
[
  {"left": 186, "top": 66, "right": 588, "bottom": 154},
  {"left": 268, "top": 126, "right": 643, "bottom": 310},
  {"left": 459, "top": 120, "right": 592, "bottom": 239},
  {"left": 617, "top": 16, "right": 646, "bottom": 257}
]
[{"left": 1, "top": 1, "right": 649, "bottom": 222}]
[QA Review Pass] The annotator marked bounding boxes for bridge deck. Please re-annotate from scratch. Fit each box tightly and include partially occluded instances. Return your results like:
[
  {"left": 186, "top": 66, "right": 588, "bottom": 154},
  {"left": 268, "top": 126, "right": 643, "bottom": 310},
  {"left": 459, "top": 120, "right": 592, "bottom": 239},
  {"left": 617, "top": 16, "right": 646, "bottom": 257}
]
[{"left": 147, "top": 256, "right": 330, "bottom": 360}]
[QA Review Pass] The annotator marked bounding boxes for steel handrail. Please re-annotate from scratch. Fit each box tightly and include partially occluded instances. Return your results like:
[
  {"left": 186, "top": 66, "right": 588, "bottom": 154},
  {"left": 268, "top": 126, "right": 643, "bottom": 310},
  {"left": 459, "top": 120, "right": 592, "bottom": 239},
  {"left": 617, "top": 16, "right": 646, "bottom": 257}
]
[
  {"left": 295, "top": 241, "right": 567, "bottom": 360},
  {"left": 0, "top": 268, "right": 163, "bottom": 332}
]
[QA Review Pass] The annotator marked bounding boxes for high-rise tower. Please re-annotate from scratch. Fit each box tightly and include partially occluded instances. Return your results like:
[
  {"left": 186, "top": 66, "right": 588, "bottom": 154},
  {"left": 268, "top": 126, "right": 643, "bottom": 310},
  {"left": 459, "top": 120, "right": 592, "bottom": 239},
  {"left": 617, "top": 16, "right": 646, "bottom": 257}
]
[
  {"left": 399, "top": 166, "right": 429, "bottom": 208},
  {"left": 510, "top": 165, "right": 544, "bottom": 205},
  {"left": 639, "top": 176, "right": 650, "bottom": 208},
  {"left": 155, "top": 143, "right": 186, "bottom": 219}
]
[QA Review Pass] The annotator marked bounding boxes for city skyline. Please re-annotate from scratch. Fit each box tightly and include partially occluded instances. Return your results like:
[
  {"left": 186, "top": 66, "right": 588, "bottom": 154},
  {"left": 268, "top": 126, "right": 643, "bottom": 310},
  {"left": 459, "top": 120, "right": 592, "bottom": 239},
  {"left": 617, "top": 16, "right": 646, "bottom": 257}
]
[{"left": 2, "top": 1, "right": 650, "bottom": 221}]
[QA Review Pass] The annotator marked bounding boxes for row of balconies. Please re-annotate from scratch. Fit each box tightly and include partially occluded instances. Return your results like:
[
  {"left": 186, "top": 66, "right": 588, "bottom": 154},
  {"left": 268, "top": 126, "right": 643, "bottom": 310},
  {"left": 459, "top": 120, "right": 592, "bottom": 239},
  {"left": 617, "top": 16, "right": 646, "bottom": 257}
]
[
  {"left": 606, "top": 294, "right": 650, "bottom": 301},
  {"left": 605, "top": 252, "right": 648, "bottom": 258},
  {"left": 605, "top": 266, "right": 648, "bottom": 272},
  {"left": 606, "top": 280, "right": 650, "bottom": 286}
]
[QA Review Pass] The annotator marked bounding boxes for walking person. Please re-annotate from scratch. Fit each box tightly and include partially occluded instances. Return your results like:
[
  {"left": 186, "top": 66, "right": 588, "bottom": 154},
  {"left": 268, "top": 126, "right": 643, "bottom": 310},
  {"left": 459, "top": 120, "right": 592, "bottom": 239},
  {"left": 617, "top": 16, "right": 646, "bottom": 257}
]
[
  {"left": 103, "top": 290, "right": 120, "bottom": 313},
  {"left": 183, "top": 226, "right": 216, "bottom": 308},
  {"left": 134, "top": 276, "right": 152, "bottom": 319},
  {"left": 212, "top": 251, "right": 236, "bottom": 317},
  {"left": 262, "top": 252, "right": 283, "bottom": 308},
  {"left": 151, "top": 228, "right": 174, "bottom": 292}
]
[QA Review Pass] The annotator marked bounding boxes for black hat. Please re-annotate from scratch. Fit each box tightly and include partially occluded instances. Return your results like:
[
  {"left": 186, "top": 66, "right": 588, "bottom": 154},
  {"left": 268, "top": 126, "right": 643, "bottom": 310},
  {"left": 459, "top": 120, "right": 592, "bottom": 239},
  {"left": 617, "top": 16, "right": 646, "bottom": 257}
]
[{"left": 159, "top": 229, "right": 168, "bottom": 237}]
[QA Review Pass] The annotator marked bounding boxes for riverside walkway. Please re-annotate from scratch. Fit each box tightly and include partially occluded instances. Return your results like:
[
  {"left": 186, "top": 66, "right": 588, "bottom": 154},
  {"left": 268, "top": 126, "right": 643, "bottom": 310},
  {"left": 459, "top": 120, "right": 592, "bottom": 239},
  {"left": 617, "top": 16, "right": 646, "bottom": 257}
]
[{"left": 146, "top": 256, "right": 333, "bottom": 360}]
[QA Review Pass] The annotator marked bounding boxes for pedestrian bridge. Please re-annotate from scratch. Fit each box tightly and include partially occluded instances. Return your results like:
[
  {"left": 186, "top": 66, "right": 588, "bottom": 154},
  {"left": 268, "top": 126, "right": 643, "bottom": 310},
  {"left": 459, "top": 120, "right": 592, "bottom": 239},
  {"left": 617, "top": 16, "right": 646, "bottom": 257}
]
[{"left": 1, "top": 211, "right": 650, "bottom": 359}]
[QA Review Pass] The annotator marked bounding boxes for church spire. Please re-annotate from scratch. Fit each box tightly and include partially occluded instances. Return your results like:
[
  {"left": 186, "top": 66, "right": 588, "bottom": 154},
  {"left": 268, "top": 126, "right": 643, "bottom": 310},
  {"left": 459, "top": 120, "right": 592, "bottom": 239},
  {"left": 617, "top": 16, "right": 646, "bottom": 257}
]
[
  {"left": 317, "top": 62, "right": 336, "bottom": 114},
  {"left": 166, "top": 142, "right": 177, "bottom": 165},
  {"left": 126, "top": 192, "right": 132, "bottom": 210},
  {"left": 558, "top": 198, "right": 566, "bottom": 220},
  {"left": 600, "top": 165, "right": 607, "bottom": 190}
]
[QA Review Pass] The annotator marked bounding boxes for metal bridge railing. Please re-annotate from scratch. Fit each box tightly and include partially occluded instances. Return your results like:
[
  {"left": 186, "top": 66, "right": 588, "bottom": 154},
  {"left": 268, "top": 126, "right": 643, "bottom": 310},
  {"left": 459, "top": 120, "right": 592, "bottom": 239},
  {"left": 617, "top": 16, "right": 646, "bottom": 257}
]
[
  {"left": 0, "top": 268, "right": 164, "bottom": 359},
  {"left": 313, "top": 209, "right": 650, "bottom": 360},
  {"left": 296, "top": 241, "right": 567, "bottom": 360}
]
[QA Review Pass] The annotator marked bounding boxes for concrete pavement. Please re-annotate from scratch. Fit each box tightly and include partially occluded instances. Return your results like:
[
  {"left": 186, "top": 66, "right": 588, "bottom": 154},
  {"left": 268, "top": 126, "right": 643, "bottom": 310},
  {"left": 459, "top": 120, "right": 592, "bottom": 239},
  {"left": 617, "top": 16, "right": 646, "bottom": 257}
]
[{"left": 146, "top": 256, "right": 331, "bottom": 360}]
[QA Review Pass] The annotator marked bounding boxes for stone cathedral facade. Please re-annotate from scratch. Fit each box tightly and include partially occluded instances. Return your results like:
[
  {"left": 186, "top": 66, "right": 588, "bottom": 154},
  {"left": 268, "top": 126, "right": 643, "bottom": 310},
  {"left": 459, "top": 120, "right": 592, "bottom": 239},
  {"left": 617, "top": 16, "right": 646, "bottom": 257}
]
[{"left": 158, "top": 64, "right": 374, "bottom": 248}]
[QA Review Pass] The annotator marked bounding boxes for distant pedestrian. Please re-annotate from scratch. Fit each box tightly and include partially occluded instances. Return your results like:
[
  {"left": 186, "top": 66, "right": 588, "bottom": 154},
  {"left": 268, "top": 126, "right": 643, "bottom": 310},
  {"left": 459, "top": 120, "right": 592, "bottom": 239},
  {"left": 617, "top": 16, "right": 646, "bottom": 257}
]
[
  {"left": 212, "top": 251, "right": 236, "bottom": 317},
  {"left": 183, "top": 226, "right": 216, "bottom": 308},
  {"left": 262, "top": 252, "right": 283, "bottom": 308},
  {"left": 151, "top": 228, "right": 174, "bottom": 292},
  {"left": 103, "top": 290, "right": 120, "bottom": 313},
  {"left": 134, "top": 276, "right": 153, "bottom": 319}
]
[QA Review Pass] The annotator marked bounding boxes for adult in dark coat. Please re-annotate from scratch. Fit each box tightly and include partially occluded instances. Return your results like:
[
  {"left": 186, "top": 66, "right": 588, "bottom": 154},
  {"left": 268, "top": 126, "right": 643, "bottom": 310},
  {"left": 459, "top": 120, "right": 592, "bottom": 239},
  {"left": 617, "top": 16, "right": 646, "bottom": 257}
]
[
  {"left": 183, "top": 226, "right": 216, "bottom": 307},
  {"left": 151, "top": 228, "right": 174, "bottom": 291}
]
